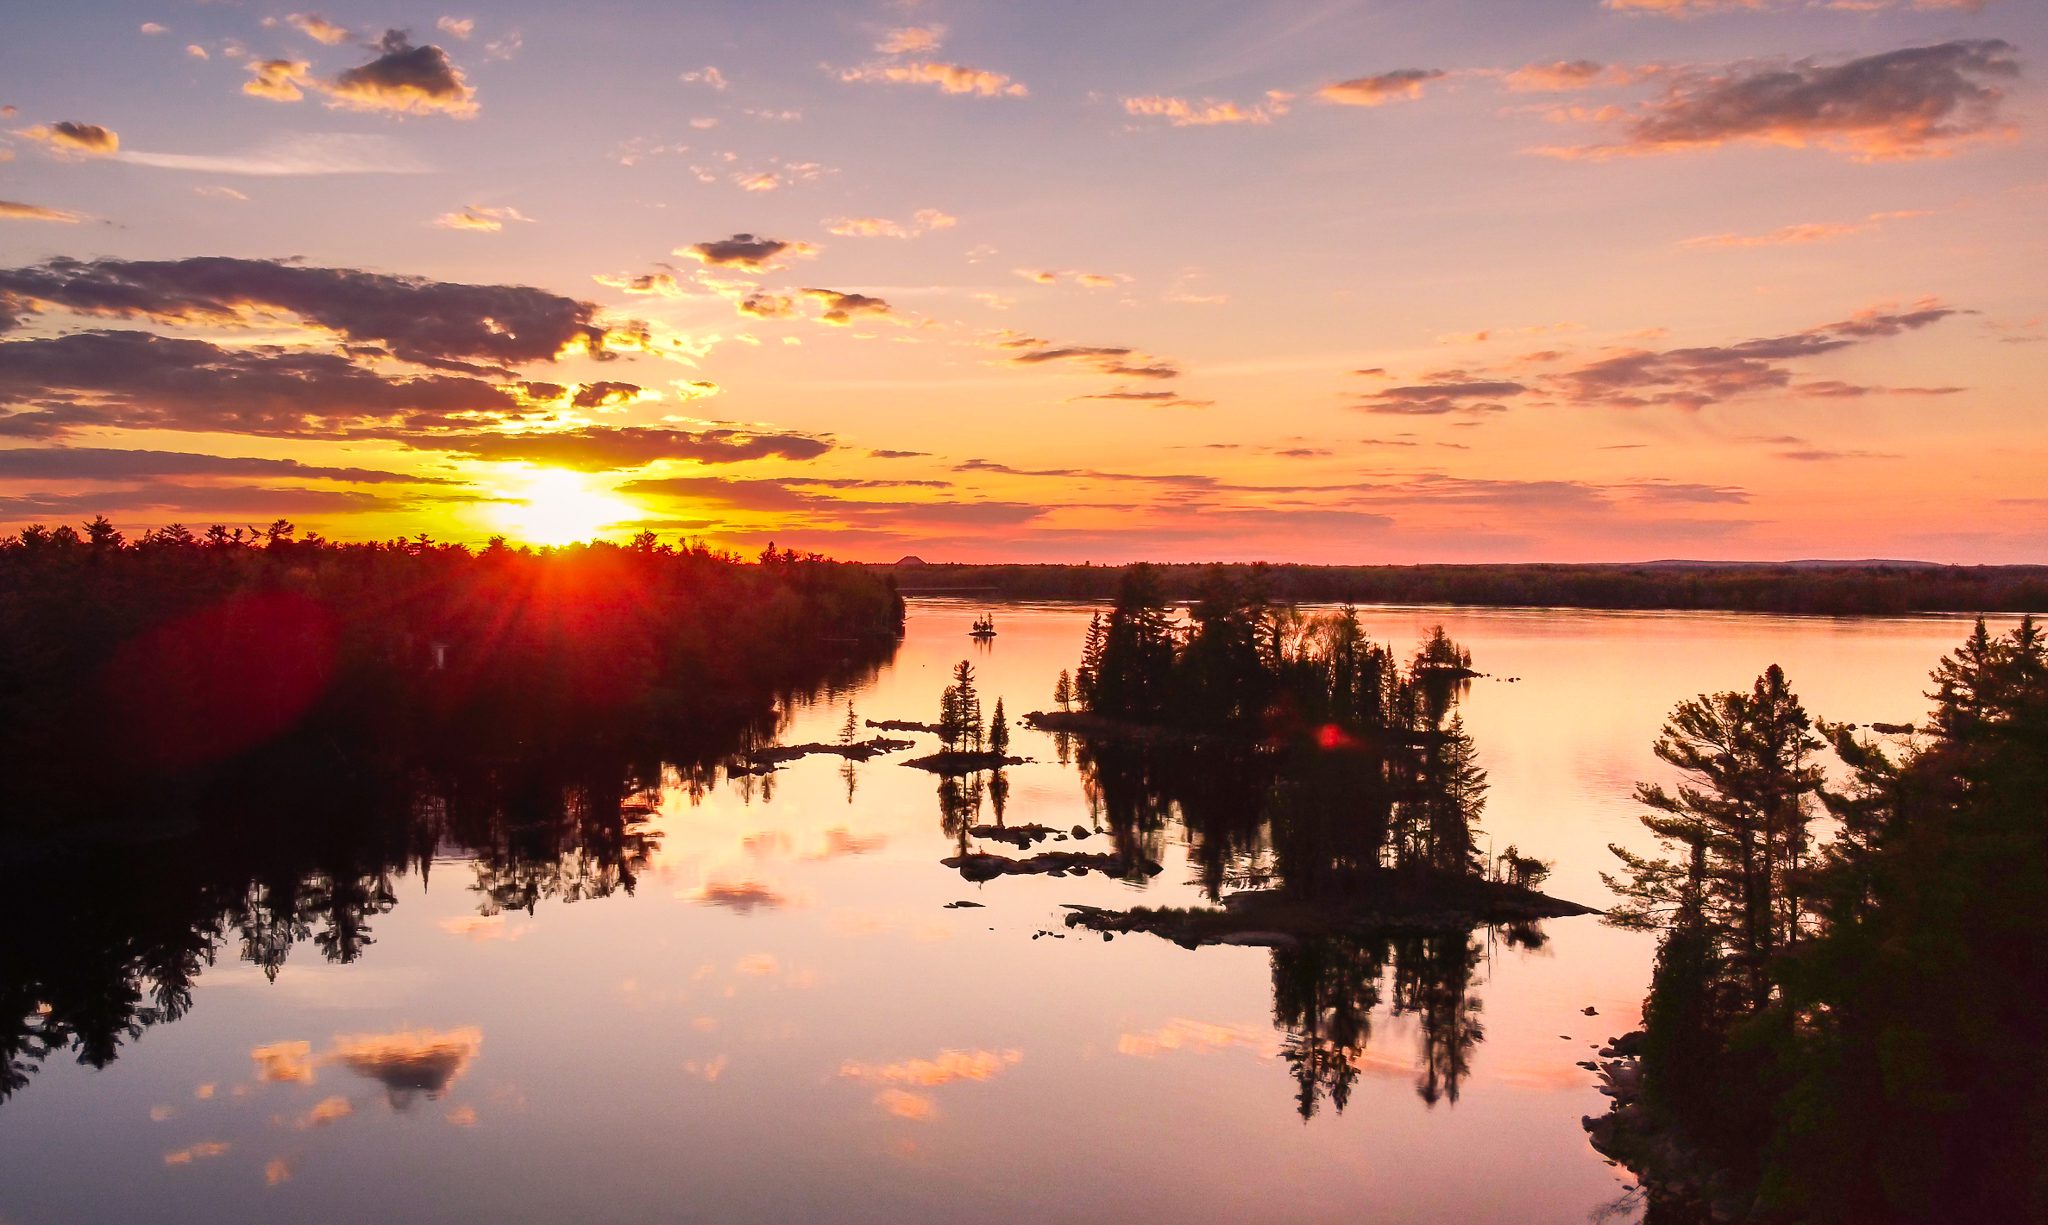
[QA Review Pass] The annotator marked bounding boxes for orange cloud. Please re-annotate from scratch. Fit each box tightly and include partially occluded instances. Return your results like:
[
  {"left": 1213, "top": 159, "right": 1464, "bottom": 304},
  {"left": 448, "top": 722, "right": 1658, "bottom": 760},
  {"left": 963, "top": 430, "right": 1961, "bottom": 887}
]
[
  {"left": 329, "top": 1026, "right": 482, "bottom": 1108},
  {"left": 19, "top": 121, "right": 119, "bottom": 155},
  {"left": 164, "top": 1141, "right": 231, "bottom": 1165},
  {"left": 1123, "top": 92, "right": 1292, "bottom": 126},
  {"left": 276, "top": 30, "right": 478, "bottom": 118},
  {"left": 838, "top": 1048, "right": 1022, "bottom": 1086},
  {"left": 0, "top": 200, "right": 83, "bottom": 223},
  {"left": 251, "top": 1040, "right": 317, "bottom": 1084},
  {"left": 1317, "top": 69, "right": 1444, "bottom": 107},
  {"left": 285, "top": 12, "right": 351, "bottom": 45},
  {"left": 802, "top": 288, "right": 895, "bottom": 326},
  {"left": 679, "top": 234, "right": 818, "bottom": 271},
  {"left": 877, "top": 26, "right": 944, "bottom": 54},
  {"left": 839, "top": 61, "right": 1027, "bottom": 98},
  {"left": 243, "top": 59, "right": 315, "bottom": 101},
  {"left": 826, "top": 208, "right": 956, "bottom": 238},
  {"left": 873, "top": 1088, "right": 936, "bottom": 1120},
  {"left": 1502, "top": 60, "right": 1635, "bottom": 92},
  {"left": 294, "top": 1094, "right": 355, "bottom": 1128},
  {"left": 434, "top": 204, "right": 532, "bottom": 232}
]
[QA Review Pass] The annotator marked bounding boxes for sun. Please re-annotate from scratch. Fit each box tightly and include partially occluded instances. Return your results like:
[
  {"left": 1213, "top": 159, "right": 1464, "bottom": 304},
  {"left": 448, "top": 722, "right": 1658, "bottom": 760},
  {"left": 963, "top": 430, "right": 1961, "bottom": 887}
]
[{"left": 491, "top": 468, "right": 640, "bottom": 546}]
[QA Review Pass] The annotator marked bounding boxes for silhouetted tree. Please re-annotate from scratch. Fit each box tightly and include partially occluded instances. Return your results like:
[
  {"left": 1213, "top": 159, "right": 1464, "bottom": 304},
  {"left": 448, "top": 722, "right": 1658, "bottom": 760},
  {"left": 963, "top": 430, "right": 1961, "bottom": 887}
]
[
  {"left": 1606, "top": 664, "right": 1823, "bottom": 1012},
  {"left": 988, "top": 697, "right": 1009, "bottom": 757}
]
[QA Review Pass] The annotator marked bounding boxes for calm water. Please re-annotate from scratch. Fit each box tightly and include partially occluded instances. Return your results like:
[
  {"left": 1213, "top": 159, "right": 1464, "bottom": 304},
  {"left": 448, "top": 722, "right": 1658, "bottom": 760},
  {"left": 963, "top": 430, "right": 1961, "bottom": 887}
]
[{"left": 0, "top": 600, "right": 2005, "bottom": 1224}]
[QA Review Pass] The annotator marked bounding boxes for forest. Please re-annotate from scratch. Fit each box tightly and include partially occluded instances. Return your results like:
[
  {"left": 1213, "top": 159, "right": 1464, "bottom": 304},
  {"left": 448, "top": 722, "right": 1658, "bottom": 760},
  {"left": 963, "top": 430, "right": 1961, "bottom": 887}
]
[
  {"left": 0, "top": 517, "right": 904, "bottom": 828},
  {"left": 886, "top": 560, "right": 2048, "bottom": 616},
  {"left": 1598, "top": 616, "right": 2046, "bottom": 1223}
]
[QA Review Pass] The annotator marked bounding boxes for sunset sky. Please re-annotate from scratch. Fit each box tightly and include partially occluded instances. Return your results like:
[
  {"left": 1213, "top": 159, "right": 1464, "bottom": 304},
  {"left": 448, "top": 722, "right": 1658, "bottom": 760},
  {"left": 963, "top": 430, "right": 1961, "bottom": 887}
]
[{"left": 2, "top": 0, "right": 2043, "bottom": 561}]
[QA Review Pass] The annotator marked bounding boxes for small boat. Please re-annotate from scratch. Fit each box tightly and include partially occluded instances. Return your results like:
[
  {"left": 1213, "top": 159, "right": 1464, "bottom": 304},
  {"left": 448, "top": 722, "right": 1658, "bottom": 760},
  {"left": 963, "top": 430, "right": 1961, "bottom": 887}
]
[{"left": 968, "top": 614, "right": 998, "bottom": 639}]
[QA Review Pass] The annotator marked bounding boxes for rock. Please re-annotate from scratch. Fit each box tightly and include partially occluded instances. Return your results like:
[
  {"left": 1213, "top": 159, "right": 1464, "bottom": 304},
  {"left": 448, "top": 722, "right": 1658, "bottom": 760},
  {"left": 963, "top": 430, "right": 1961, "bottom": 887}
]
[
  {"left": 971, "top": 824, "right": 1057, "bottom": 848},
  {"left": 942, "top": 900, "right": 984, "bottom": 909},
  {"left": 942, "top": 849, "right": 1161, "bottom": 882},
  {"left": 1071, "top": 825, "right": 1089, "bottom": 839},
  {"left": 1582, "top": 1005, "right": 1599, "bottom": 1016}
]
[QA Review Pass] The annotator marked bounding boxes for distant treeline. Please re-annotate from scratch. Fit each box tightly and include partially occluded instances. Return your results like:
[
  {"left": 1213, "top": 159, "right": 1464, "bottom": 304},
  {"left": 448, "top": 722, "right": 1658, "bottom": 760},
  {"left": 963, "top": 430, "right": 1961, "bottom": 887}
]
[
  {"left": 883, "top": 562, "right": 2048, "bottom": 615},
  {"left": 0, "top": 519, "right": 903, "bottom": 825}
]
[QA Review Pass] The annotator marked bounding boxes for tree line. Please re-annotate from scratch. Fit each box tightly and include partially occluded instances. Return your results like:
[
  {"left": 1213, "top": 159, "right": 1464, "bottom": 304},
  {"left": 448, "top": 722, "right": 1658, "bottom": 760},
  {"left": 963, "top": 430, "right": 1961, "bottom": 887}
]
[
  {"left": 1605, "top": 616, "right": 2046, "bottom": 1222},
  {"left": 887, "top": 560, "right": 2048, "bottom": 616},
  {"left": 0, "top": 518, "right": 904, "bottom": 827}
]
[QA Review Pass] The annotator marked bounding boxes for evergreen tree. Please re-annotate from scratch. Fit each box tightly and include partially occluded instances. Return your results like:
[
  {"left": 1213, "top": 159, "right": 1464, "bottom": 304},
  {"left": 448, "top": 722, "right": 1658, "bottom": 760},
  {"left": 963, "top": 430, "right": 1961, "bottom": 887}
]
[
  {"left": 1076, "top": 614, "right": 1105, "bottom": 708},
  {"left": 948, "top": 660, "right": 983, "bottom": 751},
  {"left": 1092, "top": 564, "right": 1178, "bottom": 719},
  {"left": 1053, "top": 669, "right": 1072, "bottom": 711},
  {"left": 1422, "top": 715, "right": 1487, "bottom": 874},
  {"left": 1606, "top": 664, "right": 1823, "bottom": 1012},
  {"left": 988, "top": 698, "right": 1009, "bottom": 757}
]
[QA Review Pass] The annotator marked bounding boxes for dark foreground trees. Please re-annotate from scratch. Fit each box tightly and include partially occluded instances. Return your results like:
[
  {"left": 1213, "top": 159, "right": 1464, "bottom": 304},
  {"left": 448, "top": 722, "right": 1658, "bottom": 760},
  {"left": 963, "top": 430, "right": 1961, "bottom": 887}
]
[
  {"left": 0, "top": 521, "right": 905, "bottom": 826},
  {"left": 1605, "top": 617, "right": 2047, "bottom": 1223}
]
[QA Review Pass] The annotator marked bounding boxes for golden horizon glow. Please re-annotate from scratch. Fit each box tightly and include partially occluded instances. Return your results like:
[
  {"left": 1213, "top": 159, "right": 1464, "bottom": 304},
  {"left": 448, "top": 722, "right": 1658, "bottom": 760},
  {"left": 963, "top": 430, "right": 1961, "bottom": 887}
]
[{"left": 487, "top": 468, "right": 647, "bottom": 547}]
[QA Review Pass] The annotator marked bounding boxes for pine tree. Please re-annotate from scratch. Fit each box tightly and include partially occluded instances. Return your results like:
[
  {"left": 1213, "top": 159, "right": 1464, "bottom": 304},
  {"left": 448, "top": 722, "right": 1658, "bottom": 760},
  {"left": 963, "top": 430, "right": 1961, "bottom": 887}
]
[
  {"left": 1077, "top": 614, "right": 1105, "bottom": 709},
  {"left": 988, "top": 698, "right": 1009, "bottom": 757},
  {"left": 1425, "top": 715, "right": 1487, "bottom": 874},
  {"left": 938, "top": 685, "right": 963, "bottom": 752},
  {"left": 1606, "top": 664, "right": 1824, "bottom": 1012},
  {"left": 1054, "top": 669, "right": 1072, "bottom": 711},
  {"left": 839, "top": 701, "right": 859, "bottom": 746},
  {"left": 949, "top": 660, "right": 982, "bottom": 751}
]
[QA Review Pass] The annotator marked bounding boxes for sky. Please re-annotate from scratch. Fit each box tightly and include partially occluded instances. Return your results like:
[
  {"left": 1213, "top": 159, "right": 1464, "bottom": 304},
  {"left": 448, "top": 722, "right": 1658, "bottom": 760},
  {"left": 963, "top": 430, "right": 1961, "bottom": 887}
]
[{"left": 0, "top": 0, "right": 2043, "bottom": 562}]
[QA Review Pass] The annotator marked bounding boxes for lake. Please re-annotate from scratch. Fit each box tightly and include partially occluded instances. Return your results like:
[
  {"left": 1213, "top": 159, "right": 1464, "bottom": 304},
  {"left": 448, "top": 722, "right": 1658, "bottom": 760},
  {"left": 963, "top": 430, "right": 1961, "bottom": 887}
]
[{"left": 0, "top": 599, "right": 2004, "bottom": 1224}]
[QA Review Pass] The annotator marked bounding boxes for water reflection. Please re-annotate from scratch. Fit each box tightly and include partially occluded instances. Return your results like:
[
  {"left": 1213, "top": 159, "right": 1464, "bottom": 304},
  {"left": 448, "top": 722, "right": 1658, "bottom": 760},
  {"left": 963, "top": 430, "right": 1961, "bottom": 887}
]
[
  {"left": 0, "top": 645, "right": 894, "bottom": 1106},
  {"left": 928, "top": 654, "right": 1520, "bottom": 1122}
]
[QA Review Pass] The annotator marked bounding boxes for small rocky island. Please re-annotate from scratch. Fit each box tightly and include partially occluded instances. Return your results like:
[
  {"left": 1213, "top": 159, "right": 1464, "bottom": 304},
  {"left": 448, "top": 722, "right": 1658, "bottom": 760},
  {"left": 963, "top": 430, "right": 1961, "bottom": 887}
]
[{"left": 1005, "top": 566, "right": 1595, "bottom": 928}]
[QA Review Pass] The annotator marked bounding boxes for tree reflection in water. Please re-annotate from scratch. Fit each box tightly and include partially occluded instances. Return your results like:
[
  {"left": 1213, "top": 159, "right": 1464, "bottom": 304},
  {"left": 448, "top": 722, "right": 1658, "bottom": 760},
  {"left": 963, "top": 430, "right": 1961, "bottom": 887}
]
[
  {"left": 1047, "top": 671, "right": 1523, "bottom": 1121},
  {"left": 0, "top": 652, "right": 894, "bottom": 1106}
]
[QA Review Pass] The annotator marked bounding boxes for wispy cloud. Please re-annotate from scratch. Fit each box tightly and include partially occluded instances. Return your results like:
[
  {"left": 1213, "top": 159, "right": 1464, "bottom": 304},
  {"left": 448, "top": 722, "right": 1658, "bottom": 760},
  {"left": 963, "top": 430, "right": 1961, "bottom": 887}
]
[{"left": 118, "top": 133, "right": 430, "bottom": 176}]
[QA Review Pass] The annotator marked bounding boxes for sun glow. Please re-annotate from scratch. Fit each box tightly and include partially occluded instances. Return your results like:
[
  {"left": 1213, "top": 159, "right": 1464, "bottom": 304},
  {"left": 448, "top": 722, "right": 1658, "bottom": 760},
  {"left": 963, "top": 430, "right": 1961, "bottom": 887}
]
[{"left": 490, "top": 468, "right": 641, "bottom": 546}]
